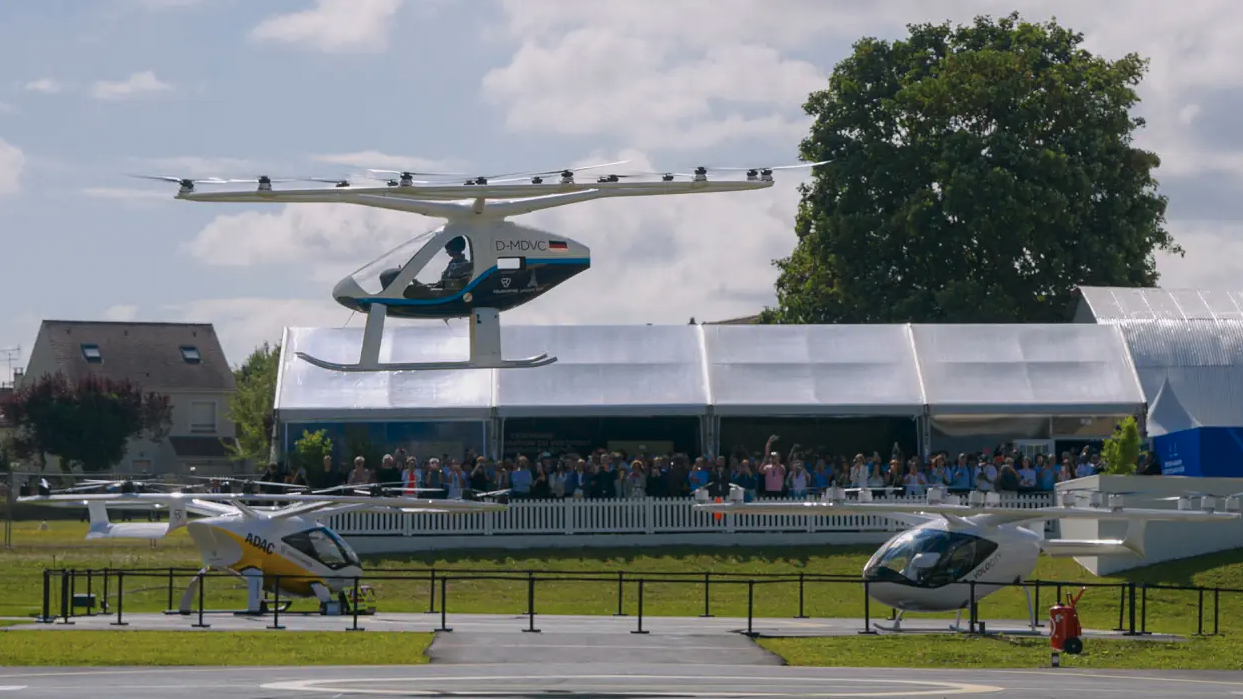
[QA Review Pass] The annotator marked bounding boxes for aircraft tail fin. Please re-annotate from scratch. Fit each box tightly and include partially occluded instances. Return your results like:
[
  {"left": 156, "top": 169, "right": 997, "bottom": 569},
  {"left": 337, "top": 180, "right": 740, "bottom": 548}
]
[{"left": 84, "top": 502, "right": 168, "bottom": 540}]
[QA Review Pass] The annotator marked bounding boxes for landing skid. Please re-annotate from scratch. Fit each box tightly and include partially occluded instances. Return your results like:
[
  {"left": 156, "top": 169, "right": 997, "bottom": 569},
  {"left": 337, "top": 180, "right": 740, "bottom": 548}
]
[
  {"left": 297, "top": 305, "right": 557, "bottom": 372},
  {"left": 295, "top": 351, "right": 557, "bottom": 372}
]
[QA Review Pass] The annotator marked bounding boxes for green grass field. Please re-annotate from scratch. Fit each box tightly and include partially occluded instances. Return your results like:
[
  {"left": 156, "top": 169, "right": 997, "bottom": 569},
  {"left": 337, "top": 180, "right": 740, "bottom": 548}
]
[
  {"left": 0, "top": 630, "right": 434, "bottom": 666},
  {"left": 757, "top": 634, "right": 1243, "bottom": 670},
  {"left": 4, "top": 520, "right": 1243, "bottom": 640}
]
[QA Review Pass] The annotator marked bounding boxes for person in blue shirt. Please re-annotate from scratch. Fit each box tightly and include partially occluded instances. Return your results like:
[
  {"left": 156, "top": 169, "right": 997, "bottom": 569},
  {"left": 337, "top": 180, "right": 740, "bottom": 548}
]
[
  {"left": 948, "top": 454, "right": 973, "bottom": 492},
  {"left": 1037, "top": 461, "right": 1057, "bottom": 490}
]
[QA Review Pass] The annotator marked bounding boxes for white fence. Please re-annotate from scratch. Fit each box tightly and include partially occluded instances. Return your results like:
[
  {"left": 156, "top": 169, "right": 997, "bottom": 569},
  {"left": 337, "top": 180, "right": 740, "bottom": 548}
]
[{"left": 326, "top": 492, "right": 1057, "bottom": 538}]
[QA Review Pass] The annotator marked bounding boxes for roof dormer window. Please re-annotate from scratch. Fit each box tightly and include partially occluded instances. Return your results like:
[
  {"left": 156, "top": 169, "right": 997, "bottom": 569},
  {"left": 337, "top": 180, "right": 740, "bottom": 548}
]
[
  {"left": 180, "top": 346, "right": 201, "bottom": 363},
  {"left": 81, "top": 344, "right": 102, "bottom": 363}
]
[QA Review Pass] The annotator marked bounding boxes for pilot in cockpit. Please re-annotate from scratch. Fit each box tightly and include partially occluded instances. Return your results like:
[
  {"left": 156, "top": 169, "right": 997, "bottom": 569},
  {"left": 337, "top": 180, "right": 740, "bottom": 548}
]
[
  {"left": 377, "top": 236, "right": 473, "bottom": 298},
  {"left": 440, "top": 236, "right": 473, "bottom": 286}
]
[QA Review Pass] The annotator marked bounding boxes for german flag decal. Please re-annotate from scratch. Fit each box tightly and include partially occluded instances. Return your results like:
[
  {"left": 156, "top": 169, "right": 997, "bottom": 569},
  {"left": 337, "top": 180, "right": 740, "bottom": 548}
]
[{"left": 548, "top": 240, "right": 568, "bottom": 251}]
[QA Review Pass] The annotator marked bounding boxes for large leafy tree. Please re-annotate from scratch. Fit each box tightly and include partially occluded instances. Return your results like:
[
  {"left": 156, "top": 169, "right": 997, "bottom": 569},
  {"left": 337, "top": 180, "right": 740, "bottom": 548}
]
[
  {"left": 764, "top": 12, "right": 1181, "bottom": 324},
  {"left": 227, "top": 342, "right": 280, "bottom": 465},
  {"left": 1, "top": 373, "right": 173, "bottom": 472}
]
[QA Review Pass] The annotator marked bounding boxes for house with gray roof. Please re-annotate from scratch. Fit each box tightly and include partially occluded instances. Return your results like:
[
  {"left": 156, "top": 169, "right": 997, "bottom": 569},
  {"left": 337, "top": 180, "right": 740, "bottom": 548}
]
[{"left": 18, "top": 320, "right": 240, "bottom": 476}]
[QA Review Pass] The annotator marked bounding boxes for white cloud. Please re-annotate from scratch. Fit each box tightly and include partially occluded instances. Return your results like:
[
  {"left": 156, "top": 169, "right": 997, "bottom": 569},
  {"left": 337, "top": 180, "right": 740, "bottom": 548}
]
[
  {"left": 0, "top": 137, "right": 26, "bottom": 195},
  {"left": 0, "top": 102, "right": 14, "bottom": 115},
  {"left": 183, "top": 201, "right": 437, "bottom": 268},
  {"left": 90, "top": 71, "right": 172, "bottom": 100},
  {"left": 24, "top": 78, "right": 63, "bottom": 94},
  {"left": 482, "top": 8, "right": 826, "bottom": 150},
  {"left": 103, "top": 305, "right": 139, "bottom": 321},
  {"left": 250, "top": 0, "right": 404, "bottom": 53}
]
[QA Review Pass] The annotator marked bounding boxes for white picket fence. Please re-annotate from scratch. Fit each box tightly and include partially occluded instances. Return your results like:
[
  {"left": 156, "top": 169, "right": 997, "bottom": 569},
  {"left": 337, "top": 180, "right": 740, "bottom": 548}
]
[{"left": 326, "top": 492, "right": 1057, "bottom": 538}]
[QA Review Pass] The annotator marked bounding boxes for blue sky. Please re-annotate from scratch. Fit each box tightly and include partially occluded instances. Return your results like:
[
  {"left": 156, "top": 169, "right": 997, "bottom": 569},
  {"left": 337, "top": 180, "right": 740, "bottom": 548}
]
[{"left": 1, "top": 0, "right": 1241, "bottom": 372}]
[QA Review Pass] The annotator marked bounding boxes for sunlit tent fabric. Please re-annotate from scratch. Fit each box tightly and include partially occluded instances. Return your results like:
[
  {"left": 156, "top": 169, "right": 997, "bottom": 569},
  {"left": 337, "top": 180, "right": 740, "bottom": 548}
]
[
  {"left": 701, "top": 324, "right": 925, "bottom": 416},
  {"left": 275, "top": 322, "right": 1150, "bottom": 422},
  {"left": 276, "top": 326, "right": 494, "bottom": 421},
  {"left": 1074, "top": 287, "right": 1243, "bottom": 431},
  {"left": 492, "top": 325, "right": 709, "bottom": 417},
  {"left": 910, "top": 324, "right": 1146, "bottom": 417},
  {"left": 1113, "top": 320, "right": 1243, "bottom": 432}
]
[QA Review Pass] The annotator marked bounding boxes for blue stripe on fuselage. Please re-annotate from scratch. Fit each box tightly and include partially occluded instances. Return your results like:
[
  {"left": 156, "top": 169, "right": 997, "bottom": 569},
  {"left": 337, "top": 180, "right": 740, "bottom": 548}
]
[{"left": 357, "top": 256, "right": 589, "bottom": 307}]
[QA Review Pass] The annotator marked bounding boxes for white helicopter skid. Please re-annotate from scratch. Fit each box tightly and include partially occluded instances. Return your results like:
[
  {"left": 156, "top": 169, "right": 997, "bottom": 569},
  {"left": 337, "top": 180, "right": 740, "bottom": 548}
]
[
  {"left": 294, "top": 350, "right": 556, "bottom": 373},
  {"left": 297, "top": 304, "right": 557, "bottom": 373}
]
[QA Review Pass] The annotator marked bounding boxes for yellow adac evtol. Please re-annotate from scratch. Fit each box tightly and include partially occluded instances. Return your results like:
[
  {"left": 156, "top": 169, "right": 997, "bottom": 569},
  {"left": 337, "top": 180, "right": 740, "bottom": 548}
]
[{"left": 19, "top": 485, "right": 505, "bottom": 615}]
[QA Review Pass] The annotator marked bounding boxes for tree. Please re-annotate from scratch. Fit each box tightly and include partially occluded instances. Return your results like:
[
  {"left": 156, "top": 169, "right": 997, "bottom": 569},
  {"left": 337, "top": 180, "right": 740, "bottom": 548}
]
[
  {"left": 293, "top": 429, "right": 333, "bottom": 473},
  {"left": 227, "top": 342, "right": 281, "bottom": 466},
  {"left": 1, "top": 373, "right": 173, "bottom": 472},
  {"left": 764, "top": 12, "right": 1181, "bottom": 325},
  {"left": 1101, "top": 416, "right": 1142, "bottom": 475}
]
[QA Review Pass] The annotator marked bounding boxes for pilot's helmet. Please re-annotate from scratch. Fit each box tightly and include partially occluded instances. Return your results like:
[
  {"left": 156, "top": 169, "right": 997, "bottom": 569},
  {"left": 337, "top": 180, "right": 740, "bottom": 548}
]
[{"left": 445, "top": 236, "right": 466, "bottom": 254}]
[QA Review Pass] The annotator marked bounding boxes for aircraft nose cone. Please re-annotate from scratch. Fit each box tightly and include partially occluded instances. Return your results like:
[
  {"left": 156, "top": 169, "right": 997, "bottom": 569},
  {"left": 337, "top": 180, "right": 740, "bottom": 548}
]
[{"left": 332, "top": 276, "right": 366, "bottom": 311}]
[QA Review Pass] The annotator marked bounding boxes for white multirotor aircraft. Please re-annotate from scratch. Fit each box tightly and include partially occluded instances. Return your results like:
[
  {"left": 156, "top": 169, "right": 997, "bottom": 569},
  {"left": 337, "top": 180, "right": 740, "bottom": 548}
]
[
  {"left": 133, "top": 159, "right": 828, "bottom": 372},
  {"left": 20, "top": 480, "right": 504, "bottom": 615},
  {"left": 694, "top": 484, "right": 1239, "bottom": 632}
]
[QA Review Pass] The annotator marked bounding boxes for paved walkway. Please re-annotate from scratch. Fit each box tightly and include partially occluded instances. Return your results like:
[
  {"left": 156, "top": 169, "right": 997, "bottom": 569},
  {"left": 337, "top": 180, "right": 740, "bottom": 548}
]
[{"left": 6, "top": 610, "right": 1172, "bottom": 641}]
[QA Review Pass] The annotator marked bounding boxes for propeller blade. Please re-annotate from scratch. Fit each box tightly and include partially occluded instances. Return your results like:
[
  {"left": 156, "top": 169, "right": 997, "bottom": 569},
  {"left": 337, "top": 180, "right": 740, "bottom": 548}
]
[
  {"left": 706, "top": 160, "right": 834, "bottom": 171},
  {"left": 128, "top": 174, "right": 235, "bottom": 185},
  {"left": 491, "top": 159, "right": 633, "bottom": 179}
]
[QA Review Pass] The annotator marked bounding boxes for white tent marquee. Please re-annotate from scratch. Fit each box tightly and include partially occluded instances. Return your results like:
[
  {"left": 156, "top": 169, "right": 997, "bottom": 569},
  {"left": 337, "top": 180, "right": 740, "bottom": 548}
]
[{"left": 275, "top": 322, "right": 1147, "bottom": 422}]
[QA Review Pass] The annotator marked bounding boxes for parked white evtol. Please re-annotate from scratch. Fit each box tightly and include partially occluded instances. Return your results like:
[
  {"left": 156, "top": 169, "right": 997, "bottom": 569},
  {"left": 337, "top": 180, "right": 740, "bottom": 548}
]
[
  {"left": 19, "top": 482, "right": 505, "bottom": 615},
  {"left": 694, "top": 485, "right": 1241, "bottom": 631}
]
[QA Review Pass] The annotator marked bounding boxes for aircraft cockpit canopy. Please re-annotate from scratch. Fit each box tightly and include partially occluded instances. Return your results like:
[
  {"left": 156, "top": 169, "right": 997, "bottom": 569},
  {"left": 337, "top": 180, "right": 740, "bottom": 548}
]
[
  {"left": 347, "top": 230, "right": 477, "bottom": 298},
  {"left": 862, "top": 528, "right": 998, "bottom": 588},
  {"left": 282, "top": 526, "right": 361, "bottom": 570}
]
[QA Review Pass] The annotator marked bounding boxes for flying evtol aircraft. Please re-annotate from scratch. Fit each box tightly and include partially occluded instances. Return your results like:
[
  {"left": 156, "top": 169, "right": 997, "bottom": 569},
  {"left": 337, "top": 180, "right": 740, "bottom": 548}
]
[
  {"left": 18, "top": 481, "right": 505, "bottom": 616},
  {"left": 693, "top": 484, "right": 1241, "bottom": 632},
  {"left": 133, "top": 159, "right": 828, "bottom": 372}
]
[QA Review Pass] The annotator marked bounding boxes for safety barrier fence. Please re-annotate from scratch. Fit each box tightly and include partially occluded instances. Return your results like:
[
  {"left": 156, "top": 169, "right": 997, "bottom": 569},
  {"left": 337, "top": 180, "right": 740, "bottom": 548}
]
[
  {"left": 325, "top": 492, "right": 1057, "bottom": 537},
  {"left": 34, "top": 565, "right": 1233, "bottom": 638}
]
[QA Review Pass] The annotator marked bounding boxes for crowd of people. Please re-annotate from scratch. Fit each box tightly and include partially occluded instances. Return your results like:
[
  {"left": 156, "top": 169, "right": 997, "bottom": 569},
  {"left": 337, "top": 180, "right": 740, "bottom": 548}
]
[{"left": 268, "top": 435, "right": 1158, "bottom": 502}]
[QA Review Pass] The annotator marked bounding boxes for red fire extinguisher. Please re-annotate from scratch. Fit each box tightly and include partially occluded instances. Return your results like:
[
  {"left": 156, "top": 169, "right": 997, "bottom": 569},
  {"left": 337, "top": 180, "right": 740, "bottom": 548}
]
[{"left": 1049, "top": 587, "right": 1086, "bottom": 655}]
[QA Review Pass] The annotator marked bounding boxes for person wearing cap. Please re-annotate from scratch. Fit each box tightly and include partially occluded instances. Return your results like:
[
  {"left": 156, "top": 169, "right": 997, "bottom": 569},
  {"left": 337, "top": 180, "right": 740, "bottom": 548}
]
[
  {"left": 441, "top": 236, "right": 472, "bottom": 284},
  {"left": 975, "top": 455, "right": 997, "bottom": 492}
]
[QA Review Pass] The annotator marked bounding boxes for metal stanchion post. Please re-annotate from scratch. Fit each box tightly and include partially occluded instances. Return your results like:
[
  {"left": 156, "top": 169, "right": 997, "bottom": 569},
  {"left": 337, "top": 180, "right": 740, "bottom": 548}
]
[
  {"left": 348, "top": 577, "right": 363, "bottom": 632},
  {"left": 631, "top": 579, "right": 648, "bottom": 634},
  {"left": 111, "top": 571, "right": 128, "bottom": 626},
  {"left": 1127, "top": 583, "right": 1137, "bottom": 635},
  {"left": 969, "top": 582, "right": 978, "bottom": 634},
  {"left": 858, "top": 581, "right": 876, "bottom": 635},
  {"left": 613, "top": 571, "right": 627, "bottom": 617},
  {"left": 1033, "top": 582, "right": 1041, "bottom": 627},
  {"left": 524, "top": 572, "right": 540, "bottom": 633},
  {"left": 438, "top": 576, "right": 452, "bottom": 632},
  {"left": 101, "top": 568, "right": 110, "bottom": 613},
  {"left": 1197, "top": 588, "right": 1204, "bottom": 636},
  {"left": 167, "top": 569, "right": 174, "bottom": 611},
  {"left": 39, "top": 569, "right": 51, "bottom": 623},
  {"left": 268, "top": 576, "right": 284, "bottom": 630},
  {"left": 427, "top": 568, "right": 437, "bottom": 614},
  {"left": 1140, "top": 584, "right": 1149, "bottom": 634},
  {"left": 1214, "top": 589, "right": 1220, "bottom": 635},
  {"left": 1116, "top": 583, "right": 1125, "bottom": 631},
  {"left": 192, "top": 571, "right": 210, "bottom": 628},
  {"left": 794, "top": 572, "right": 808, "bottom": 619},
  {"left": 700, "top": 573, "right": 713, "bottom": 618},
  {"left": 59, "top": 571, "right": 73, "bottom": 625},
  {"left": 744, "top": 580, "right": 756, "bottom": 637}
]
